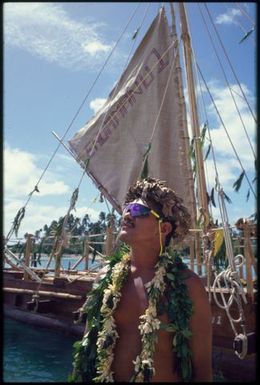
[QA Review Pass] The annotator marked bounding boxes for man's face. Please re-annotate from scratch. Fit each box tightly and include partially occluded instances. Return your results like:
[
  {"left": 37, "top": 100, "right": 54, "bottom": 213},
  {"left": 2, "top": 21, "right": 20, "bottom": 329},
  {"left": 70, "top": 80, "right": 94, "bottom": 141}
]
[{"left": 119, "top": 198, "right": 162, "bottom": 246}]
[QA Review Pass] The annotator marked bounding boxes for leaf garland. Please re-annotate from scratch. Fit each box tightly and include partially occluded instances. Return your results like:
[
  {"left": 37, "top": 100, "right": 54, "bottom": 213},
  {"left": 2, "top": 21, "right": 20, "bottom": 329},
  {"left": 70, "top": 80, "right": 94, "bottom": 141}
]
[{"left": 68, "top": 247, "right": 193, "bottom": 382}]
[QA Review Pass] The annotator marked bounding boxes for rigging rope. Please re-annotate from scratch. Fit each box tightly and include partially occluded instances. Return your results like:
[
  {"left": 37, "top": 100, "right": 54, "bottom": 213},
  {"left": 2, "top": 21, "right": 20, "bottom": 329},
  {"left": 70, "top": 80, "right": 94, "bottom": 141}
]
[
  {"left": 204, "top": 4, "right": 256, "bottom": 123},
  {"left": 5, "top": 3, "right": 142, "bottom": 243},
  {"left": 184, "top": 5, "right": 251, "bottom": 358},
  {"left": 235, "top": 2, "right": 255, "bottom": 27},
  {"left": 196, "top": 64, "right": 256, "bottom": 199},
  {"left": 198, "top": 3, "right": 256, "bottom": 160},
  {"left": 54, "top": 3, "right": 153, "bottom": 244}
]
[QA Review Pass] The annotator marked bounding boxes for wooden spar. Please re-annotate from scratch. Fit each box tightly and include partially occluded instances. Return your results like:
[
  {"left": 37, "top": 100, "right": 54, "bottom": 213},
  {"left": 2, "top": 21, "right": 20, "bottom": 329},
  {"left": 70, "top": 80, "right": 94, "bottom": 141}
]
[
  {"left": 4, "top": 287, "right": 83, "bottom": 300},
  {"left": 178, "top": 3, "right": 209, "bottom": 219},
  {"left": 84, "top": 238, "right": 90, "bottom": 270},
  {"left": 23, "top": 234, "right": 33, "bottom": 280},
  {"left": 243, "top": 222, "right": 255, "bottom": 302},
  {"left": 5, "top": 248, "right": 42, "bottom": 282},
  {"left": 4, "top": 255, "right": 22, "bottom": 271}
]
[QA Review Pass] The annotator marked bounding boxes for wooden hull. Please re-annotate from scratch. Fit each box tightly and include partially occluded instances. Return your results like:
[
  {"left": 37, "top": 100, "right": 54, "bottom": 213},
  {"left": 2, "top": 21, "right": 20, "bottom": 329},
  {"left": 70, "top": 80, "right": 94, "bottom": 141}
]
[{"left": 4, "top": 268, "right": 256, "bottom": 381}]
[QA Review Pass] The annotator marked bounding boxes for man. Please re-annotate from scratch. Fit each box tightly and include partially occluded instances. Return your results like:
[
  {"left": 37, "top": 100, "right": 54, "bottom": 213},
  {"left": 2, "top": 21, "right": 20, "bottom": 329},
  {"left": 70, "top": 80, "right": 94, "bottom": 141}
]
[{"left": 70, "top": 177, "right": 212, "bottom": 382}]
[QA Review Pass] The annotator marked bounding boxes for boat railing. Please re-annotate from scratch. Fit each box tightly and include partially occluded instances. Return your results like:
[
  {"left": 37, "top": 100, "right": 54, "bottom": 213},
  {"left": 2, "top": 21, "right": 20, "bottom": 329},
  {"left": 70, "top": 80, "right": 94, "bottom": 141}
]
[{"left": 4, "top": 227, "right": 117, "bottom": 280}]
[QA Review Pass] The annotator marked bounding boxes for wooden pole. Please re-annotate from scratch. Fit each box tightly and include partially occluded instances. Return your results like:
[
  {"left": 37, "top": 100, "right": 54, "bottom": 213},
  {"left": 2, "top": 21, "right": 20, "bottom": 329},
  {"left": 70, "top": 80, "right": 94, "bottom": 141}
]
[
  {"left": 178, "top": 3, "right": 209, "bottom": 218},
  {"left": 243, "top": 222, "right": 254, "bottom": 302},
  {"left": 189, "top": 237, "right": 195, "bottom": 271},
  {"left": 23, "top": 234, "right": 33, "bottom": 280},
  {"left": 105, "top": 227, "right": 113, "bottom": 257},
  {"left": 84, "top": 238, "right": 90, "bottom": 270}
]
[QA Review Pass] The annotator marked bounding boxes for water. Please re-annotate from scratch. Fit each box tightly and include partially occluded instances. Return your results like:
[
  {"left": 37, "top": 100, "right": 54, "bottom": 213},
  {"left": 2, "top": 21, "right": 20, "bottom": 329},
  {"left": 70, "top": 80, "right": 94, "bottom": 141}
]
[
  {"left": 4, "top": 254, "right": 102, "bottom": 272},
  {"left": 3, "top": 317, "right": 78, "bottom": 382}
]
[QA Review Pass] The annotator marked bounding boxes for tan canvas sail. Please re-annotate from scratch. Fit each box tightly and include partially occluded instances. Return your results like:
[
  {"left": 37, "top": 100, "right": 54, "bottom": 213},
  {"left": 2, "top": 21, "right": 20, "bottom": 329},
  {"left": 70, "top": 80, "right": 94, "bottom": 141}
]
[{"left": 68, "top": 7, "right": 196, "bottom": 218}]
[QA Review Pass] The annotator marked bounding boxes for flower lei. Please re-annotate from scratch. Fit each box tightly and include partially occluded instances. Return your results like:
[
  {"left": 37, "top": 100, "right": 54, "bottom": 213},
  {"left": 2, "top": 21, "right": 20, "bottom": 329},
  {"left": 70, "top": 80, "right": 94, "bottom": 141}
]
[{"left": 69, "top": 248, "right": 193, "bottom": 383}]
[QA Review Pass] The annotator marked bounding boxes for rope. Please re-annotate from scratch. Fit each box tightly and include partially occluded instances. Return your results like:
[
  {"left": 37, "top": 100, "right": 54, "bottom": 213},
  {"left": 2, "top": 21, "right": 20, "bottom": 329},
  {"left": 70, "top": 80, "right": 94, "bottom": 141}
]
[
  {"left": 5, "top": 3, "right": 142, "bottom": 243},
  {"left": 198, "top": 3, "right": 256, "bottom": 159},
  {"left": 204, "top": 4, "right": 256, "bottom": 123},
  {"left": 210, "top": 190, "right": 248, "bottom": 358},
  {"left": 196, "top": 64, "right": 256, "bottom": 199},
  {"left": 235, "top": 2, "right": 255, "bottom": 27}
]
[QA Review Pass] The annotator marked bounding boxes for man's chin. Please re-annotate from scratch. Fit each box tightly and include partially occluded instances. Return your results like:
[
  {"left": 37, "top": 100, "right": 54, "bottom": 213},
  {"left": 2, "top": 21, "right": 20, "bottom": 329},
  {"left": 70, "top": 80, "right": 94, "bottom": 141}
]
[{"left": 118, "top": 230, "right": 131, "bottom": 244}]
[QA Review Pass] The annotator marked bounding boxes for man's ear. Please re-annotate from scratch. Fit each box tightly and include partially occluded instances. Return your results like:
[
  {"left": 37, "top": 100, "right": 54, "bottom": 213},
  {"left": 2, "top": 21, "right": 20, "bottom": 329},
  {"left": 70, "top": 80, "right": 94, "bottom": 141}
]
[{"left": 160, "top": 221, "right": 172, "bottom": 236}]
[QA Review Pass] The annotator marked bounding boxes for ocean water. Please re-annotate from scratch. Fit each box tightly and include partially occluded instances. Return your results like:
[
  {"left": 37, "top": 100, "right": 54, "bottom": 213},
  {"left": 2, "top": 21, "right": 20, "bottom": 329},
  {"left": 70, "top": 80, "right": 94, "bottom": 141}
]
[{"left": 3, "top": 317, "right": 78, "bottom": 383}]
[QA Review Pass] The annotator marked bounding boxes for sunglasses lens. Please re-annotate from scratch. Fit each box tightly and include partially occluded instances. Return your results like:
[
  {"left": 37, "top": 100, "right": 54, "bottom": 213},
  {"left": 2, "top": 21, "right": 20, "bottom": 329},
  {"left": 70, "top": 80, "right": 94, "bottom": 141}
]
[{"left": 124, "top": 203, "right": 151, "bottom": 217}]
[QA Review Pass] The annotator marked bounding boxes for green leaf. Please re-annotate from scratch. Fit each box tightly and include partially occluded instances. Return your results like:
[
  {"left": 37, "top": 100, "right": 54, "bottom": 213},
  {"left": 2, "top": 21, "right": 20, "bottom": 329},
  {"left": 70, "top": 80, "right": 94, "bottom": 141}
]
[
  {"left": 160, "top": 322, "right": 177, "bottom": 332},
  {"left": 223, "top": 191, "right": 232, "bottom": 204},
  {"left": 204, "top": 143, "right": 211, "bottom": 161},
  {"left": 200, "top": 122, "right": 208, "bottom": 147},
  {"left": 233, "top": 170, "right": 245, "bottom": 192},
  {"left": 140, "top": 156, "right": 149, "bottom": 180},
  {"left": 239, "top": 27, "right": 254, "bottom": 44},
  {"left": 210, "top": 187, "right": 216, "bottom": 207}
]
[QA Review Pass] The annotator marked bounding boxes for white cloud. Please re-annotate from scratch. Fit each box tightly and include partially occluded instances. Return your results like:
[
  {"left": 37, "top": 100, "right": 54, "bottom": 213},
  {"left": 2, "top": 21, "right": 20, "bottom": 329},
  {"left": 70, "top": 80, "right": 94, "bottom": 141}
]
[
  {"left": 4, "top": 3, "right": 114, "bottom": 70},
  {"left": 82, "top": 41, "right": 111, "bottom": 56},
  {"left": 215, "top": 8, "right": 241, "bottom": 25},
  {"left": 89, "top": 98, "right": 107, "bottom": 114},
  {"left": 205, "top": 81, "right": 256, "bottom": 170},
  {"left": 184, "top": 79, "right": 256, "bottom": 218},
  {"left": 4, "top": 146, "right": 70, "bottom": 200}
]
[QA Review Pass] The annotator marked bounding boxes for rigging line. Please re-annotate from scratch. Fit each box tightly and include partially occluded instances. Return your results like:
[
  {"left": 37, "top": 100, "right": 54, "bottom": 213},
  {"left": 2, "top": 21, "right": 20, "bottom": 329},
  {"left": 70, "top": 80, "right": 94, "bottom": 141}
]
[
  {"left": 204, "top": 4, "right": 256, "bottom": 123},
  {"left": 196, "top": 63, "right": 256, "bottom": 199},
  {"left": 65, "top": 4, "right": 154, "bottom": 217},
  {"left": 198, "top": 4, "right": 256, "bottom": 160},
  {"left": 33, "top": 4, "right": 143, "bottom": 199},
  {"left": 234, "top": 2, "right": 255, "bottom": 27},
  {"left": 180, "top": 4, "right": 208, "bottom": 213},
  {"left": 5, "top": 3, "right": 142, "bottom": 241},
  {"left": 87, "top": 2, "right": 152, "bottom": 161},
  {"left": 223, "top": 3, "right": 247, "bottom": 34},
  {"left": 194, "top": 69, "right": 221, "bottom": 194},
  {"left": 4, "top": 3, "right": 141, "bottom": 239}
]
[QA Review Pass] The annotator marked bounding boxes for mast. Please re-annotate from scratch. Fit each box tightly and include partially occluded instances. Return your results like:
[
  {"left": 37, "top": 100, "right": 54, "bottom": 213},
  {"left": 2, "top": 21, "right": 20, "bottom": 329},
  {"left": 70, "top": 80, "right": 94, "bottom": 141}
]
[
  {"left": 169, "top": 3, "right": 197, "bottom": 229},
  {"left": 178, "top": 3, "right": 210, "bottom": 220}
]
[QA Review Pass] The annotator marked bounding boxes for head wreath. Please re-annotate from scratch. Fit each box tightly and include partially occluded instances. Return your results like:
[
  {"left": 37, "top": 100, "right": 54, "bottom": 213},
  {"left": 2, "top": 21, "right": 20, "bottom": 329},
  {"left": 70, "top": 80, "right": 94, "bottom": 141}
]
[{"left": 124, "top": 177, "right": 191, "bottom": 242}]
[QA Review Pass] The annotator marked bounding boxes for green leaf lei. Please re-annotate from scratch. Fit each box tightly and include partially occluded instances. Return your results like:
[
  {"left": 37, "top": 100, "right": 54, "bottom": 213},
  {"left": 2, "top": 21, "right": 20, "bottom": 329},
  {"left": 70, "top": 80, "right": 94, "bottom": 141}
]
[{"left": 68, "top": 247, "right": 193, "bottom": 382}]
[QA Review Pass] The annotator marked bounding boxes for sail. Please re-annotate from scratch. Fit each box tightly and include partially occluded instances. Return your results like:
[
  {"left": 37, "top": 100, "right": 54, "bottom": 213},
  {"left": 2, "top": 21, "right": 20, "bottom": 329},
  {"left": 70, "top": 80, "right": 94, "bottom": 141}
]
[{"left": 68, "top": 7, "right": 196, "bottom": 217}]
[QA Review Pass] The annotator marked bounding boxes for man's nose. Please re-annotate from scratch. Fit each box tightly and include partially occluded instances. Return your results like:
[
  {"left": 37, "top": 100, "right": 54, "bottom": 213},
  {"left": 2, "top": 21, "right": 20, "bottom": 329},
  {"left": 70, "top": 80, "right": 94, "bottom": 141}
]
[{"left": 122, "top": 209, "right": 133, "bottom": 221}]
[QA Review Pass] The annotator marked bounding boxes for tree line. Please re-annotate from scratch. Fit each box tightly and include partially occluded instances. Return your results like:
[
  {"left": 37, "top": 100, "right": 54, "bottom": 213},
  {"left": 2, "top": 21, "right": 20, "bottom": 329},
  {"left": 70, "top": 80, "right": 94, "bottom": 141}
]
[{"left": 10, "top": 211, "right": 121, "bottom": 256}]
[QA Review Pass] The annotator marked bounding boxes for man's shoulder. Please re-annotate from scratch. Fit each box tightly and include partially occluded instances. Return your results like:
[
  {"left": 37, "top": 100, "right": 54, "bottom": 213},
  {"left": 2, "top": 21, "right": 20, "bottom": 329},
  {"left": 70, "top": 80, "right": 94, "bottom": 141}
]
[{"left": 181, "top": 268, "right": 206, "bottom": 293}]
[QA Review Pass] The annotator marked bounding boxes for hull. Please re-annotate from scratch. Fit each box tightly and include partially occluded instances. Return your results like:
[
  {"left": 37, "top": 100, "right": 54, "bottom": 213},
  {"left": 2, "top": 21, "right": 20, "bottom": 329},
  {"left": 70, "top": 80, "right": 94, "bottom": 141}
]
[{"left": 4, "top": 268, "right": 256, "bottom": 381}]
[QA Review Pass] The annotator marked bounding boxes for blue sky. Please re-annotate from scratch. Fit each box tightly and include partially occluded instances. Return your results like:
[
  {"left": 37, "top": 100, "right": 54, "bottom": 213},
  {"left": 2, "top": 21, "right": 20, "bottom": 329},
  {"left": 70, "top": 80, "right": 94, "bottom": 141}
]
[{"left": 4, "top": 2, "right": 256, "bottom": 239}]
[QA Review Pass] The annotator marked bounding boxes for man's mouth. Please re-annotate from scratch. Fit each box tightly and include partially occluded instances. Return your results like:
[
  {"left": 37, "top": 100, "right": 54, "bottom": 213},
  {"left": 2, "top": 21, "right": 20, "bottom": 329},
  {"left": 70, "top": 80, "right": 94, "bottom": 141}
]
[{"left": 121, "top": 220, "right": 135, "bottom": 229}]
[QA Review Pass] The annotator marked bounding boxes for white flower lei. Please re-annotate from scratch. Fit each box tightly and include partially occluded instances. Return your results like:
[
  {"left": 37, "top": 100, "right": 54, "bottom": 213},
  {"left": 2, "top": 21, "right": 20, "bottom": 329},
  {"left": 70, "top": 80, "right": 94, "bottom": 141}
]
[{"left": 93, "top": 252, "right": 170, "bottom": 383}]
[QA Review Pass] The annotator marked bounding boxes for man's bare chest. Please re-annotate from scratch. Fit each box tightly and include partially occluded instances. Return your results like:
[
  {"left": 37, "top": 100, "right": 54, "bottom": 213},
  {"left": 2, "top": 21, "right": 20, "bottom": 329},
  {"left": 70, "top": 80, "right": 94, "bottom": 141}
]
[{"left": 113, "top": 274, "right": 151, "bottom": 328}]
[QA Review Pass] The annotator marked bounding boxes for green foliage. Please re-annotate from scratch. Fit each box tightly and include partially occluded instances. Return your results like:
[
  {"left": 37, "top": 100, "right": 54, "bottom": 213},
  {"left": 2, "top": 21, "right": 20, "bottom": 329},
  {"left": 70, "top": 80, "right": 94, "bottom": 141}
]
[
  {"left": 68, "top": 246, "right": 127, "bottom": 382},
  {"left": 68, "top": 247, "right": 193, "bottom": 382},
  {"left": 210, "top": 187, "right": 216, "bottom": 207},
  {"left": 233, "top": 171, "right": 245, "bottom": 192}
]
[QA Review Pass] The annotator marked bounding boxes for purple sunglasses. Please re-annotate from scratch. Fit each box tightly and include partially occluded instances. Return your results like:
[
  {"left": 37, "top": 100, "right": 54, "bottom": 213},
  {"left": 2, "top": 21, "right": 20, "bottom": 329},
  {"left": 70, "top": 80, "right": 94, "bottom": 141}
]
[{"left": 123, "top": 203, "right": 161, "bottom": 219}]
